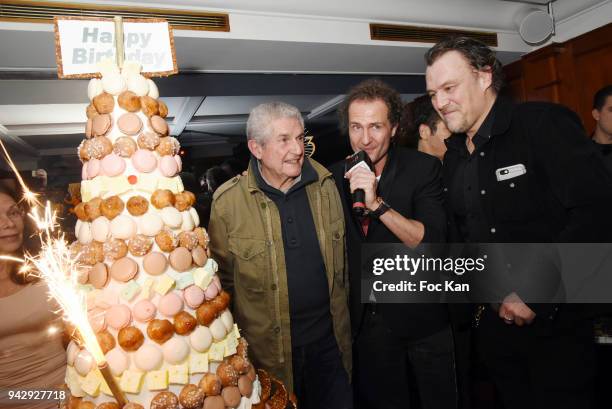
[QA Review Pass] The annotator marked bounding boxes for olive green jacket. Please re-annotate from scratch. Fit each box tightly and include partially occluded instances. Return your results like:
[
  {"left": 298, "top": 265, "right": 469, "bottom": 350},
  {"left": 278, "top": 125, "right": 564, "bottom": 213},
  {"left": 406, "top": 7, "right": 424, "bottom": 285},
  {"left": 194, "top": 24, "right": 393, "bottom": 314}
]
[{"left": 208, "top": 158, "right": 352, "bottom": 392}]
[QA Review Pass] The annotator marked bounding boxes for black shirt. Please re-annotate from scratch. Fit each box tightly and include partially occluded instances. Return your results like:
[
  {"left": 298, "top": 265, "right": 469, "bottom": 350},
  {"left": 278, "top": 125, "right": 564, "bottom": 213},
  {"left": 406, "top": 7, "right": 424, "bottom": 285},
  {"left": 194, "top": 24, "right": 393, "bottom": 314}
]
[
  {"left": 251, "top": 157, "right": 333, "bottom": 347},
  {"left": 592, "top": 140, "right": 612, "bottom": 176},
  {"left": 447, "top": 106, "right": 496, "bottom": 243}
]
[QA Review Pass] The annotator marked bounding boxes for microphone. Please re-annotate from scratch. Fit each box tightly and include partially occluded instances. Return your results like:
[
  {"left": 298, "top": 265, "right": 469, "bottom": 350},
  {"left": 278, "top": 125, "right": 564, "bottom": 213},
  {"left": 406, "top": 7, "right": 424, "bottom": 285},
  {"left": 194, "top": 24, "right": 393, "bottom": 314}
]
[{"left": 345, "top": 151, "right": 373, "bottom": 217}]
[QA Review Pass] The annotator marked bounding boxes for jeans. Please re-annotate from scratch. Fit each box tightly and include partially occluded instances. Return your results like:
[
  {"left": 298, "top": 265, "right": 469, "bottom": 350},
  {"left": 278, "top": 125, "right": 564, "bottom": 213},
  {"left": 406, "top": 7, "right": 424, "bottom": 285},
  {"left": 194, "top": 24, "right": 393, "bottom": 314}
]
[
  {"left": 355, "top": 309, "right": 458, "bottom": 409},
  {"left": 292, "top": 331, "right": 353, "bottom": 409}
]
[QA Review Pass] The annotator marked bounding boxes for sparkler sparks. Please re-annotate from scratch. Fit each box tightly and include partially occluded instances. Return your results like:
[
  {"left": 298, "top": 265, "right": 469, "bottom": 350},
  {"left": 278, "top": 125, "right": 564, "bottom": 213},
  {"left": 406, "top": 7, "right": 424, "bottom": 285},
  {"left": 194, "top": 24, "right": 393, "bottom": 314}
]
[{"left": 0, "top": 137, "right": 127, "bottom": 406}]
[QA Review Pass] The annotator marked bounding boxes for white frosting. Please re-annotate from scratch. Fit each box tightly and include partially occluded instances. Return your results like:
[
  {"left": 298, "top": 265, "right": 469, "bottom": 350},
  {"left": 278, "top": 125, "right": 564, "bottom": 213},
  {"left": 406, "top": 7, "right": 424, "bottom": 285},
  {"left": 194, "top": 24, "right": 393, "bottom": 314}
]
[
  {"left": 127, "top": 73, "right": 149, "bottom": 96},
  {"left": 161, "top": 206, "right": 182, "bottom": 228},
  {"left": 138, "top": 212, "right": 164, "bottom": 237},
  {"left": 210, "top": 318, "right": 227, "bottom": 341},
  {"left": 181, "top": 210, "right": 195, "bottom": 232},
  {"left": 189, "top": 207, "right": 200, "bottom": 228},
  {"left": 110, "top": 214, "right": 136, "bottom": 240},
  {"left": 147, "top": 79, "right": 159, "bottom": 99},
  {"left": 77, "top": 222, "right": 93, "bottom": 244},
  {"left": 91, "top": 216, "right": 111, "bottom": 242},
  {"left": 221, "top": 309, "right": 234, "bottom": 332},
  {"left": 101, "top": 72, "right": 127, "bottom": 95},
  {"left": 134, "top": 343, "right": 163, "bottom": 371},
  {"left": 87, "top": 78, "right": 104, "bottom": 101},
  {"left": 190, "top": 326, "right": 213, "bottom": 352}
]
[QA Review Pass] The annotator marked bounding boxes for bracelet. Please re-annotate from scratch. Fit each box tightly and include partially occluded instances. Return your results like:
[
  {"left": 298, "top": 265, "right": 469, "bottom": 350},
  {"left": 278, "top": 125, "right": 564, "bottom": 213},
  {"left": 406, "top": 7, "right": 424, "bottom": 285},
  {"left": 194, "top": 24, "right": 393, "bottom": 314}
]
[{"left": 369, "top": 197, "right": 390, "bottom": 219}]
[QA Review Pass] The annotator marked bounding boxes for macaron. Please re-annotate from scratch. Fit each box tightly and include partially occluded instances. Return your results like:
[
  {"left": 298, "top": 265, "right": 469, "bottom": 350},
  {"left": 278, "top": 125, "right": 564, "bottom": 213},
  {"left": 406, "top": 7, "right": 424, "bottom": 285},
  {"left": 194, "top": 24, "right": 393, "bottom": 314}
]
[
  {"left": 133, "top": 299, "right": 157, "bottom": 322},
  {"left": 101, "top": 153, "right": 126, "bottom": 177},
  {"left": 139, "top": 212, "right": 163, "bottom": 237},
  {"left": 105, "top": 304, "right": 132, "bottom": 330},
  {"left": 189, "top": 207, "right": 200, "bottom": 228},
  {"left": 221, "top": 387, "right": 241, "bottom": 408},
  {"left": 238, "top": 375, "right": 254, "bottom": 398},
  {"left": 74, "top": 349, "right": 95, "bottom": 376},
  {"left": 147, "top": 79, "right": 159, "bottom": 99},
  {"left": 174, "top": 155, "right": 182, "bottom": 172},
  {"left": 66, "top": 341, "right": 80, "bottom": 366},
  {"left": 143, "top": 251, "right": 168, "bottom": 276},
  {"left": 159, "top": 155, "right": 179, "bottom": 177},
  {"left": 162, "top": 336, "right": 189, "bottom": 364},
  {"left": 127, "top": 73, "right": 149, "bottom": 97},
  {"left": 106, "top": 348, "right": 129, "bottom": 376},
  {"left": 91, "top": 216, "right": 110, "bottom": 242},
  {"left": 110, "top": 215, "right": 136, "bottom": 240},
  {"left": 181, "top": 211, "right": 195, "bottom": 232},
  {"left": 85, "top": 118, "right": 93, "bottom": 139},
  {"left": 132, "top": 149, "right": 157, "bottom": 173},
  {"left": 81, "top": 162, "right": 89, "bottom": 180},
  {"left": 89, "top": 262, "right": 109, "bottom": 289},
  {"left": 87, "top": 158, "right": 101, "bottom": 179},
  {"left": 117, "top": 113, "right": 143, "bottom": 136},
  {"left": 204, "top": 282, "right": 219, "bottom": 301},
  {"left": 203, "top": 396, "right": 225, "bottom": 409},
  {"left": 95, "top": 290, "right": 119, "bottom": 309},
  {"left": 183, "top": 285, "right": 205, "bottom": 309},
  {"left": 150, "top": 115, "right": 169, "bottom": 136},
  {"left": 220, "top": 309, "right": 234, "bottom": 332},
  {"left": 158, "top": 292, "right": 184, "bottom": 317},
  {"left": 209, "top": 318, "right": 227, "bottom": 341},
  {"left": 110, "top": 257, "right": 138, "bottom": 282},
  {"left": 89, "top": 308, "right": 107, "bottom": 332},
  {"left": 189, "top": 326, "right": 213, "bottom": 352},
  {"left": 78, "top": 222, "right": 93, "bottom": 244},
  {"left": 191, "top": 246, "right": 207, "bottom": 267},
  {"left": 92, "top": 114, "right": 112, "bottom": 137},
  {"left": 134, "top": 343, "right": 163, "bottom": 371},
  {"left": 87, "top": 78, "right": 104, "bottom": 101},
  {"left": 161, "top": 206, "right": 182, "bottom": 228},
  {"left": 169, "top": 247, "right": 192, "bottom": 272}
]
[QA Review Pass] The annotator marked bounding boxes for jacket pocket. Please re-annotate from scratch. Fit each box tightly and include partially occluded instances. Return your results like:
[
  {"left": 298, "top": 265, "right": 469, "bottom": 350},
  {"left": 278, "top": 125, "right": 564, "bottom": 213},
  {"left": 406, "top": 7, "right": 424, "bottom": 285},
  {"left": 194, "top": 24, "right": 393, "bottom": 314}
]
[
  {"left": 228, "top": 237, "right": 267, "bottom": 293},
  {"left": 493, "top": 173, "right": 535, "bottom": 221}
]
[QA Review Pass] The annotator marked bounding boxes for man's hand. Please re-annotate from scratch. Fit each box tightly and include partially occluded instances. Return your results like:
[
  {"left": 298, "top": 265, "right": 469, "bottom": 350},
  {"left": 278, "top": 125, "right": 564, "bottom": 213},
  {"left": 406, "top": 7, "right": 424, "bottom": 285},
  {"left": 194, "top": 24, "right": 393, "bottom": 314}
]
[
  {"left": 498, "top": 292, "right": 536, "bottom": 326},
  {"left": 345, "top": 166, "right": 378, "bottom": 210}
]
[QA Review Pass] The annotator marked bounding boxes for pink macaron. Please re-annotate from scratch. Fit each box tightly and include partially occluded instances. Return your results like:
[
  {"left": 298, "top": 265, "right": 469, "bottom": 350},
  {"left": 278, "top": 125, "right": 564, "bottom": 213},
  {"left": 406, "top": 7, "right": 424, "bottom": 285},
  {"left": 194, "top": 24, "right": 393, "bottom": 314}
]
[
  {"left": 105, "top": 304, "right": 132, "bottom": 329},
  {"left": 133, "top": 299, "right": 157, "bottom": 322},
  {"left": 183, "top": 285, "right": 205, "bottom": 309},
  {"left": 87, "top": 158, "right": 101, "bottom": 179},
  {"left": 159, "top": 155, "right": 179, "bottom": 177},
  {"left": 158, "top": 292, "right": 184, "bottom": 317},
  {"left": 204, "top": 282, "right": 219, "bottom": 300},
  {"left": 174, "top": 155, "right": 182, "bottom": 172},
  {"left": 101, "top": 153, "right": 126, "bottom": 177},
  {"left": 131, "top": 149, "right": 157, "bottom": 173}
]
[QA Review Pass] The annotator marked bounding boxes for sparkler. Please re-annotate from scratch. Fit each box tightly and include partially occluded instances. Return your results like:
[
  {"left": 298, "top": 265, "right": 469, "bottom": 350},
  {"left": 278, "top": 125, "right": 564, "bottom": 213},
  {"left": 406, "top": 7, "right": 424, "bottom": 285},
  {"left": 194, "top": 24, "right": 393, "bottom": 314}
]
[{"left": 0, "top": 138, "right": 127, "bottom": 407}]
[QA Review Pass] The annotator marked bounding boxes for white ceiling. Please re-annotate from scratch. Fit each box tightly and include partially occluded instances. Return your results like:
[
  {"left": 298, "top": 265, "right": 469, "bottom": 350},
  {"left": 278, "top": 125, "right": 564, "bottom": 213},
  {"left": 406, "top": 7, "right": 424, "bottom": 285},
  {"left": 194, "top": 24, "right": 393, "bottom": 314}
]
[{"left": 1, "top": 0, "right": 610, "bottom": 172}]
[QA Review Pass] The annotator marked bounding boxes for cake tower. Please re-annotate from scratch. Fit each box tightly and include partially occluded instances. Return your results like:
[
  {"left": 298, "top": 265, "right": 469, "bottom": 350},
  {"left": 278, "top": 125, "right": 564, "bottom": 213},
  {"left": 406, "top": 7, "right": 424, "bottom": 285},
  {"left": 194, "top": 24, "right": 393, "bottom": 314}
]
[{"left": 64, "top": 60, "right": 262, "bottom": 409}]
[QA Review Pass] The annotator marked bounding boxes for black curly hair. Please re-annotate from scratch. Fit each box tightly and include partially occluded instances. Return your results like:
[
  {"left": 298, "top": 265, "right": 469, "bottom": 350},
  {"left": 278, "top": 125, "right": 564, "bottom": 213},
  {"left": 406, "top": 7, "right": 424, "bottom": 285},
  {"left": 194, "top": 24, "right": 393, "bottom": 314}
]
[{"left": 338, "top": 79, "right": 403, "bottom": 135}]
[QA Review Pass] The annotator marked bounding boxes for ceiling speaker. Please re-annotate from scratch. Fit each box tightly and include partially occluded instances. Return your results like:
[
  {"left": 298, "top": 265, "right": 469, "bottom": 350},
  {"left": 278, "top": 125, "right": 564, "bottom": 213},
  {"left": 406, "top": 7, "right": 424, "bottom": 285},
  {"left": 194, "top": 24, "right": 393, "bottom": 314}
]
[{"left": 515, "top": 7, "right": 554, "bottom": 44}]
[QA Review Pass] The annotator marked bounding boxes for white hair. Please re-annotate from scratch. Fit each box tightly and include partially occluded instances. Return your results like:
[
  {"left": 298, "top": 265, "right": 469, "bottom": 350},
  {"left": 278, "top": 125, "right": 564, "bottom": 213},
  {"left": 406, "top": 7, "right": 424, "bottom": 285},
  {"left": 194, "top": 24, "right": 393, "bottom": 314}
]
[{"left": 246, "top": 101, "right": 304, "bottom": 145}]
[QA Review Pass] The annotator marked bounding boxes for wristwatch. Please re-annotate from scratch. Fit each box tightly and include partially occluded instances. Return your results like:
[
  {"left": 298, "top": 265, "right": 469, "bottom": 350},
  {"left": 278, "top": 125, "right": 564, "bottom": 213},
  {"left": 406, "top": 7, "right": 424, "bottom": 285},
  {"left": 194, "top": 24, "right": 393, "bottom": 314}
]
[{"left": 369, "top": 197, "right": 391, "bottom": 219}]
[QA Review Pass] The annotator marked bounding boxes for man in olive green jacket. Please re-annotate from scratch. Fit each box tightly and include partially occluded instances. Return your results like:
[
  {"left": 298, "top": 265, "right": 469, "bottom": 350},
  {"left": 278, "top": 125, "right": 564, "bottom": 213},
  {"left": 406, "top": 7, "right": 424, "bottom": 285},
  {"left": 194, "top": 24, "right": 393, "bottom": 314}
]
[{"left": 208, "top": 102, "right": 352, "bottom": 409}]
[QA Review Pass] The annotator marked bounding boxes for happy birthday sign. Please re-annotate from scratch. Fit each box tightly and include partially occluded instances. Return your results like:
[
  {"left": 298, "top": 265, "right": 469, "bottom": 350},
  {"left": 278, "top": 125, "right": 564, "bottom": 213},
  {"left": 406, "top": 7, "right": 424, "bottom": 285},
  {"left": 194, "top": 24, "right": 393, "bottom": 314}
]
[{"left": 54, "top": 17, "right": 178, "bottom": 78}]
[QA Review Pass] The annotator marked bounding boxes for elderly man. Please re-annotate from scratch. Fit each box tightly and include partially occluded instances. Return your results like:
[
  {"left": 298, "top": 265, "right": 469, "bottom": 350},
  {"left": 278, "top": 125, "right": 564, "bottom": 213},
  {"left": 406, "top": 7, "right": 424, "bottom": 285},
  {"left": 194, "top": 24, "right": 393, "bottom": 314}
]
[
  {"left": 425, "top": 36, "right": 612, "bottom": 409},
  {"left": 208, "top": 102, "right": 352, "bottom": 409},
  {"left": 330, "top": 79, "right": 455, "bottom": 409}
]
